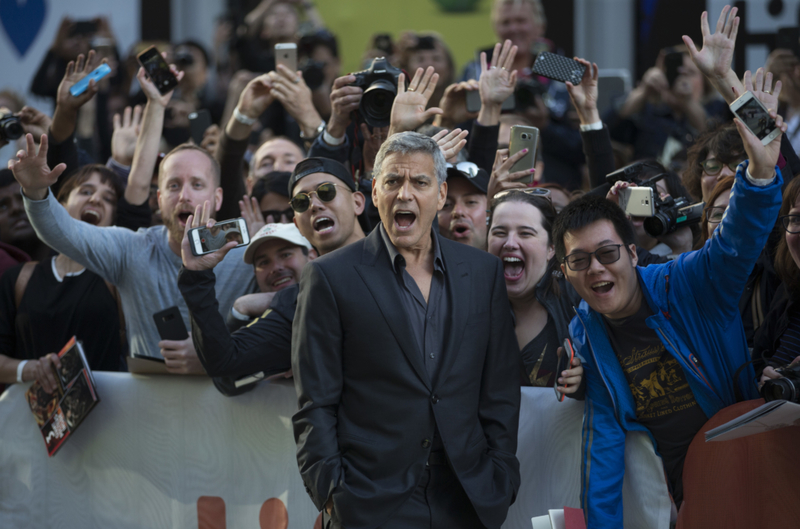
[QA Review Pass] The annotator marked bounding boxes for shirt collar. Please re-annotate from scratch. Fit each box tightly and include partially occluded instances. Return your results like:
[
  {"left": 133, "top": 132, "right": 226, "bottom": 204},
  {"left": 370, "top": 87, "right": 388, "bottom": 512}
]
[{"left": 379, "top": 222, "right": 445, "bottom": 274}]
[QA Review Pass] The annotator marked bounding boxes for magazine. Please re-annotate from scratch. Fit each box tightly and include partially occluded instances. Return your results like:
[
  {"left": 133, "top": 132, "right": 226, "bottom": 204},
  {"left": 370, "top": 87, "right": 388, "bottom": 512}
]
[
  {"left": 24, "top": 337, "right": 100, "bottom": 456},
  {"left": 705, "top": 400, "right": 800, "bottom": 442}
]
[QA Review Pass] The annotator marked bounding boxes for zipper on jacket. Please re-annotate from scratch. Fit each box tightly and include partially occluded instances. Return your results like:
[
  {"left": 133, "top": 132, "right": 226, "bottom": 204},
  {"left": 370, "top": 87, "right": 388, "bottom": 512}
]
[
  {"left": 574, "top": 309, "right": 620, "bottom": 423},
  {"left": 657, "top": 328, "right": 721, "bottom": 403}
]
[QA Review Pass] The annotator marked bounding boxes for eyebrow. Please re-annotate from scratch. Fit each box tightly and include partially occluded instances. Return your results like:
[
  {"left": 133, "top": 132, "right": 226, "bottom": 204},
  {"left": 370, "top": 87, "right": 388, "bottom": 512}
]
[{"left": 569, "top": 239, "right": 617, "bottom": 253}]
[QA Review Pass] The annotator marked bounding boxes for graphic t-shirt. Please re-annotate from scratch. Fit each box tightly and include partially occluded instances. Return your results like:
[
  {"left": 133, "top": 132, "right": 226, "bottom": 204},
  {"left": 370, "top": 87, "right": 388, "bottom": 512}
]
[
  {"left": 519, "top": 314, "right": 560, "bottom": 387},
  {"left": 604, "top": 301, "right": 708, "bottom": 505}
]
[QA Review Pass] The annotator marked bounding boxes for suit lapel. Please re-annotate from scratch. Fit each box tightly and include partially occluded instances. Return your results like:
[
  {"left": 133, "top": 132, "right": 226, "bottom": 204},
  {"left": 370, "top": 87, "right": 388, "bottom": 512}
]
[
  {"left": 433, "top": 238, "right": 471, "bottom": 389},
  {"left": 355, "top": 228, "right": 432, "bottom": 390}
]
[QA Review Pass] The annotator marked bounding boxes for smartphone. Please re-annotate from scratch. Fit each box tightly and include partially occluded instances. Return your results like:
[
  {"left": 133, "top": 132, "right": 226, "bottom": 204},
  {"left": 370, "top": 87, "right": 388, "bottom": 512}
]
[
  {"left": 189, "top": 218, "right": 250, "bottom": 256},
  {"left": 465, "top": 90, "right": 515, "bottom": 113},
  {"left": 663, "top": 50, "right": 684, "bottom": 87},
  {"left": 188, "top": 109, "right": 212, "bottom": 145},
  {"left": 137, "top": 46, "right": 179, "bottom": 95},
  {"left": 729, "top": 91, "right": 781, "bottom": 145},
  {"left": 532, "top": 52, "right": 586, "bottom": 85},
  {"left": 152, "top": 307, "right": 188, "bottom": 341},
  {"left": 70, "top": 20, "right": 98, "bottom": 37},
  {"left": 69, "top": 63, "right": 112, "bottom": 97},
  {"left": 275, "top": 43, "right": 298, "bottom": 73},
  {"left": 555, "top": 338, "right": 575, "bottom": 402},
  {"left": 619, "top": 187, "right": 655, "bottom": 217},
  {"left": 776, "top": 27, "right": 800, "bottom": 57},
  {"left": 508, "top": 125, "right": 539, "bottom": 184}
]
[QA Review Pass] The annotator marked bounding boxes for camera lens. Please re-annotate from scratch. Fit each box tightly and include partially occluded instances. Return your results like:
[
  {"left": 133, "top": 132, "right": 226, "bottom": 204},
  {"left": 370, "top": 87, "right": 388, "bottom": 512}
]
[
  {"left": 643, "top": 213, "right": 670, "bottom": 237},
  {"left": 762, "top": 378, "right": 797, "bottom": 403},
  {"left": 361, "top": 79, "right": 397, "bottom": 128},
  {"left": 0, "top": 116, "right": 23, "bottom": 142}
]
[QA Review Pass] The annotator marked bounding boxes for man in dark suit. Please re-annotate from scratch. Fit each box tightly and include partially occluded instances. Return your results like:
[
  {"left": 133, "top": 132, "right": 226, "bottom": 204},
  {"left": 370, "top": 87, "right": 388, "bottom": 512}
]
[{"left": 292, "top": 131, "right": 520, "bottom": 529}]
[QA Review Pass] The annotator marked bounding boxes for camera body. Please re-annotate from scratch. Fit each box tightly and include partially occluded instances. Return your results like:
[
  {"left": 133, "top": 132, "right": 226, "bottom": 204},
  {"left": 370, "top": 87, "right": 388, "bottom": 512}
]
[
  {"left": 300, "top": 59, "right": 326, "bottom": 91},
  {"left": 0, "top": 114, "right": 23, "bottom": 142},
  {"left": 350, "top": 57, "right": 405, "bottom": 128},
  {"left": 761, "top": 363, "right": 800, "bottom": 403}
]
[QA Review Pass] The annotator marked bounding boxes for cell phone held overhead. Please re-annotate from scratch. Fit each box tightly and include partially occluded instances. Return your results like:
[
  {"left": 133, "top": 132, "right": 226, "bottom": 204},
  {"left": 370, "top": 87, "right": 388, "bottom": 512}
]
[
  {"left": 729, "top": 91, "right": 781, "bottom": 145},
  {"left": 508, "top": 125, "right": 539, "bottom": 184},
  {"left": 137, "top": 46, "right": 179, "bottom": 95},
  {"left": 189, "top": 218, "right": 250, "bottom": 256},
  {"left": 69, "top": 63, "right": 112, "bottom": 97}
]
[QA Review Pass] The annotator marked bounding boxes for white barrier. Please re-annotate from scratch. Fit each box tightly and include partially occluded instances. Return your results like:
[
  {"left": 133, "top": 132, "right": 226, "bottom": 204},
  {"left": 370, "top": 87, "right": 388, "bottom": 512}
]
[{"left": 0, "top": 376, "right": 670, "bottom": 529}]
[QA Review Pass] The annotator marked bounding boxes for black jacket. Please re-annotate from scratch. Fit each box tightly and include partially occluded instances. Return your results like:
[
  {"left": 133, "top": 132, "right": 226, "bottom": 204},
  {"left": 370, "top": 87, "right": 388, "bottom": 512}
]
[{"left": 753, "top": 282, "right": 797, "bottom": 371}]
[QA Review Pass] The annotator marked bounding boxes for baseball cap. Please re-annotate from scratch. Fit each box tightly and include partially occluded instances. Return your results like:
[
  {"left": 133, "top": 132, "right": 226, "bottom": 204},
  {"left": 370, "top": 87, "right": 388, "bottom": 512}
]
[
  {"left": 288, "top": 157, "right": 356, "bottom": 196},
  {"left": 446, "top": 161, "right": 489, "bottom": 194},
  {"left": 243, "top": 223, "right": 314, "bottom": 265}
]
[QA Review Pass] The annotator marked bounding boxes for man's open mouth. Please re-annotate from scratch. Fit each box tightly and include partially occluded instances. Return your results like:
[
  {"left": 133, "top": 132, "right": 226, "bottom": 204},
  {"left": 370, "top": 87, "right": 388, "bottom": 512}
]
[
  {"left": 313, "top": 216, "right": 335, "bottom": 233},
  {"left": 80, "top": 210, "right": 101, "bottom": 226},
  {"left": 452, "top": 222, "right": 471, "bottom": 239},
  {"left": 394, "top": 210, "right": 416, "bottom": 231},
  {"left": 591, "top": 281, "right": 614, "bottom": 294},
  {"left": 272, "top": 276, "right": 294, "bottom": 289},
  {"left": 177, "top": 211, "right": 192, "bottom": 225},
  {"left": 503, "top": 256, "right": 524, "bottom": 281}
]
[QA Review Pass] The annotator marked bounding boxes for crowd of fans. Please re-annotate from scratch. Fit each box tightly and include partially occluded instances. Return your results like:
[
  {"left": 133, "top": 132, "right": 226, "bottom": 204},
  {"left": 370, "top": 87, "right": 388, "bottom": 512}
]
[{"left": 1, "top": 0, "right": 799, "bottom": 526}]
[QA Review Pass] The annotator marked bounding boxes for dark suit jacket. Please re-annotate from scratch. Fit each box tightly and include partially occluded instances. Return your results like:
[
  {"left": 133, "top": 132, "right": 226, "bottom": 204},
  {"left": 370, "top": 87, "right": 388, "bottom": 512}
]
[{"left": 291, "top": 227, "right": 521, "bottom": 529}]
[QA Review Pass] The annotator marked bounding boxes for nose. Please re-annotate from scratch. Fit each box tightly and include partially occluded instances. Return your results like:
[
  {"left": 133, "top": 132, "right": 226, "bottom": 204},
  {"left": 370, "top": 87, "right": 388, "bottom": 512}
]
[
  {"left": 502, "top": 232, "right": 520, "bottom": 250},
  {"left": 719, "top": 165, "right": 736, "bottom": 178},
  {"left": 397, "top": 179, "right": 413, "bottom": 201},
  {"left": 587, "top": 253, "right": 606, "bottom": 274}
]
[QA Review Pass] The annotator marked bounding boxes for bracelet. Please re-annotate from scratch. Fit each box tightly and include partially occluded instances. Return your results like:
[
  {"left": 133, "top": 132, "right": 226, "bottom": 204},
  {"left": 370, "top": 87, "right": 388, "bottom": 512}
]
[
  {"left": 233, "top": 107, "right": 257, "bottom": 126},
  {"left": 16, "top": 360, "right": 28, "bottom": 383},
  {"left": 300, "top": 121, "right": 326, "bottom": 141}
]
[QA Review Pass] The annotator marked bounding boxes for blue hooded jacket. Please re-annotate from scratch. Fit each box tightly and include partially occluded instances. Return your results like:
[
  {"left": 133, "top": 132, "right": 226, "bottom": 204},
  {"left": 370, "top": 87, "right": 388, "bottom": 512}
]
[{"left": 569, "top": 161, "right": 783, "bottom": 528}]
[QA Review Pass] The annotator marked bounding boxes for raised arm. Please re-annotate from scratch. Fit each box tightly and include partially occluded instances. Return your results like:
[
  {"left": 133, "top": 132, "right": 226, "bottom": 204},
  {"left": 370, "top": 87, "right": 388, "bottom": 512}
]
[{"left": 388, "top": 66, "right": 442, "bottom": 137}]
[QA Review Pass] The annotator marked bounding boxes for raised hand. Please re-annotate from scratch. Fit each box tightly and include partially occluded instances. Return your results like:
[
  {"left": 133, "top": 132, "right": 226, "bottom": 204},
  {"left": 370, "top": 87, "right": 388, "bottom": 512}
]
[
  {"left": 137, "top": 55, "right": 184, "bottom": 107},
  {"left": 235, "top": 73, "right": 275, "bottom": 123},
  {"left": 180, "top": 201, "right": 238, "bottom": 271},
  {"left": 683, "top": 6, "right": 739, "bottom": 80},
  {"left": 733, "top": 102, "right": 786, "bottom": 181},
  {"left": 269, "top": 64, "right": 323, "bottom": 138},
  {"left": 200, "top": 124, "right": 221, "bottom": 157},
  {"left": 18, "top": 106, "right": 52, "bottom": 140},
  {"left": 480, "top": 39, "right": 518, "bottom": 105},
  {"left": 327, "top": 74, "right": 363, "bottom": 139},
  {"left": 388, "top": 66, "right": 442, "bottom": 136},
  {"left": 434, "top": 81, "right": 479, "bottom": 129},
  {"left": 8, "top": 134, "right": 66, "bottom": 200},
  {"left": 239, "top": 195, "right": 266, "bottom": 237},
  {"left": 56, "top": 50, "right": 103, "bottom": 113},
  {"left": 565, "top": 57, "right": 600, "bottom": 125},
  {"left": 487, "top": 148, "right": 536, "bottom": 199},
  {"left": 742, "top": 68, "right": 782, "bottom": 114},
  {"left": 432, "top": 128, "right": 468, "bottom": 164},
  {"left": 111, "top": 105, "right": 143, "bottom": 167}
]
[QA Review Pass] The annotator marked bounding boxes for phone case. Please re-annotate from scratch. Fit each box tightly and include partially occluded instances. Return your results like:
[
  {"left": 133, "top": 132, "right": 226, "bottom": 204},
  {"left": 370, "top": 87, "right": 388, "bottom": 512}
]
[
  {"left": 275, "top": 44, "right": 297, "bottom": 72},
  {"left": 730, "top": 91, "right": 781, "bottom": 145},
  {"left": 137, "top": 46, "right": 179, "bottom": 95},
  {"left": 508, "top": 126, "right": 539, "bottom": 183},
  {"left": 188, "top": 110, "right": 212, "bottom": 145},
  {"left": 152, "top": 307, "right": 188, "bottom": 341},
  {"left": 619, "top": 187, "right": 655, "bottom": 217},
  {"left": 69, "top": 64, "right": 112, "bottom": 97},
  {"left": 532, "top": 52, "right": 586, "bottom": 85}
]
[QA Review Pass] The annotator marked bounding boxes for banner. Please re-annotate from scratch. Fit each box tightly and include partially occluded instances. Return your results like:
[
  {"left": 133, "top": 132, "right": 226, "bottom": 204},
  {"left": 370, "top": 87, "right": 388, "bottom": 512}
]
[{"left": 0, "top": 375, "right": 670, "bottom": 528}]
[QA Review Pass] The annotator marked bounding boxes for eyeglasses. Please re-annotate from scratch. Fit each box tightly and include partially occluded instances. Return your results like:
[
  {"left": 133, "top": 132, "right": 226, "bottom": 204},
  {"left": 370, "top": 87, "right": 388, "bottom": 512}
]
[
  {"left": 492, "top": 188, "right": 551, "bottom": 200},
  {"left": 563, "top": 244, "right": 623, "bottom": 271},
  {"left": 699, "top": 159, "right": 742, "bottom": 176},
  {"left": 447, "top": 161, "right": 480, "bottom": 178},
  {"left": 705, "top": 206, "right": 726, "bottom": 225},
  {"left": 289, "top": 182, "right": 346, "bottom": 213},
  {"left": 262, "top": 207, "right": 295, "bottom": 221},
  {"left": 780, "top": 215, "right": 800, "bottom": 234}
]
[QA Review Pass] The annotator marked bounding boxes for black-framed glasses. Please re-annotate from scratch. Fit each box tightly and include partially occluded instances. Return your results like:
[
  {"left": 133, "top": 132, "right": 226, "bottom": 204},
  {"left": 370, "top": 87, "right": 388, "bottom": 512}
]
[
  {"left": 699, "top": 158, "right": 742, "bottom": 176},
  {"left": 705, "top": 206, "right": 726, "bottom": 225},
  {"left": 563, "top": 244, "right": 623, "bottom": 271},
  {"left": 780, "top": 215, "right": 800, "bottom": 234},
  {"left": 262, "top": 207, "right": 295, "bottom": 221},
  {"left": 492, "top": 188, "right": 551, "bottom": 200},
  {"left": 289, "top": 182, "right": 346, "bottom": 213}
]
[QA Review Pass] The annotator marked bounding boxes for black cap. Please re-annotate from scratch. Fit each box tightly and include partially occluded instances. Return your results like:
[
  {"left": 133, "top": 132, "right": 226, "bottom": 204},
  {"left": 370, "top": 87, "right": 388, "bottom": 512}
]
[
  {"left": 253, "top": 171, "right": 292, "bottom": 199},
  {"left": 288, "top": 157, "right": 356, "bottom": 196},
  {"left": 446, "top": 163, "right": 489, "bottom": 195}
]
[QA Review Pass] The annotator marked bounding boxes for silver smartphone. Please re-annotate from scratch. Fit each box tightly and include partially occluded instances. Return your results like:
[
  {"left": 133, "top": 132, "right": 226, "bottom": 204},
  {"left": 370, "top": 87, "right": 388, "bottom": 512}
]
[
  {"left": 729, "top": 91, "right": 781, "bottom": 145},
  {"left": 508, "top": 125, "right": 539, "bottom": 184},
  {"left": 189, "top": 218, "right": 250, "bottom": 256},
  {"left": 275, "top": 43, "right": 297, "bottom": 72},
  {"left": 619, "top": 187, "right": 655, "bottom": 217}
]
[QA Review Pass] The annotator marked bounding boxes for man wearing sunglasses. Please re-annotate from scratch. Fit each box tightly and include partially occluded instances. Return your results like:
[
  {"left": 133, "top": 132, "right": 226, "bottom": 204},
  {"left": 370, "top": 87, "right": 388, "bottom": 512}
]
[
  {"left": 292, "top": 132, "right": 519, "bottom": 529},
  {"left": 552, "top": 108, "right": 787, "bottom": 527},
  {"left": 177, "top": 157, "right": 366, "bottom": 395},
  {"left": 439, "top": 161, "right": 491, "bottom": 250}
]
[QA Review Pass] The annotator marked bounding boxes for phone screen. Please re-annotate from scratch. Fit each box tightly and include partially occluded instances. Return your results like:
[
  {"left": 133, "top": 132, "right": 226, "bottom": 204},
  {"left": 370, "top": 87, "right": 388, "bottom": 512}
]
[
  {"left": 192, "top": 219, "right": 248, "bottom": 255},
  {"left": 139, "top": 48, "right": 178, "bottom": 94},
  {"left": 735, "top": 97, "right": 777, "bottom": 140}
]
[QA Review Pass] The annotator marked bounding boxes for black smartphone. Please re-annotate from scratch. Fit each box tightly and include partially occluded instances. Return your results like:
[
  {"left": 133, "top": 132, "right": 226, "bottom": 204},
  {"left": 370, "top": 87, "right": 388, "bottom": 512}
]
[
  {"left": 152, "top": 307, "right": 188, "bottom": 341},
  {"left": 188, "top": 109, "right": 212, "bottom": 145},
  {"left": 776, "top": 27, "right": 800, "bottom": 57},
  {"left": 70, "top": 20, "right": 97, "bottom": 37},
  {"left": 532, "top": 52, "right": 585, "bottom": 85},
  {"left": 664, "top": 50, "right": 684, "bottom": 87},
  {"left": 555, "top": 338, "right": 575, "bottom": 402},
  {"left": 137, "top": 46, "right": 179, "bottom": 95}
]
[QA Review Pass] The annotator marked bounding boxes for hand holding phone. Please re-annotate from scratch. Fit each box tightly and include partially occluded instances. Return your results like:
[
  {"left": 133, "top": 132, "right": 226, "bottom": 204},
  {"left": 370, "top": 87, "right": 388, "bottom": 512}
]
[
  {"left": 729, "top": 90, "right": 781, "bottom": 146},
  {"left": 554, "top": 339, "right": 576, "bottom": 402},
  {"left": 70, "top": 63, "right": 112, "bottom": 97},
  {"left": 532, "top": 52, "right": 586, "bottom": 85},
  {"left": 619, "top": 186, "right": 655, "bottom": 217},
  {"left": 508, "top": 125, "right": 539, "bottom": 183},
  {"left": 137, "top": 46, "right": 179, "bottom": 95},
  {"left": 188, "top": 110, "right": 212, "bottom": 145},
  {"left": 189, "top": 217, "right": 250, "bottom": 256}
]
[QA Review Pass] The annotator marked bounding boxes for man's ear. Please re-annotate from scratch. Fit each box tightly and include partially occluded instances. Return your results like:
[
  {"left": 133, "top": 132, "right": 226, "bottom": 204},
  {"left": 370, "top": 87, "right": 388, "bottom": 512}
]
[
  {"left": 560, "top": 262, "right": 570, "bottom": 283},
  {"left": 437, "top": 181, "right": 448, "bottom": 211},
  {"left": 628, "top": 243, "right": 638, "bottom": 267},
  {"left": 213, "top": 187, "right": 223, "bottom": 214},
  {"left": 353, "top": 191, "right": 366, "bottom": 215},
  {"left": 156, "top": 189, "right": 162, "bottom": 212},
  {"left": 308, "top": 248, "right": 318, "bottom": 261}
]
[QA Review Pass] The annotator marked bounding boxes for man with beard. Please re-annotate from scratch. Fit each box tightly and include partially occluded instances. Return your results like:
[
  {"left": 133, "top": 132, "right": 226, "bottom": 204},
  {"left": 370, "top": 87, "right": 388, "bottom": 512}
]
[
  {"left": 438, "top": 162, "right": 490, "bottom": 250},
  {"left": 12, "top": 136, "right": 254, "bottom": 374},
  {"left": 0, "top": 169, "right": 48, "bottom": 267}
]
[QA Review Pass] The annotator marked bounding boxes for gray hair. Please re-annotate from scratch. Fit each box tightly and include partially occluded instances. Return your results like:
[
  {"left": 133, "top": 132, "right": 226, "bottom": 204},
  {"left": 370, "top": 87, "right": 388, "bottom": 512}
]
[{"left": 373, "top": 132, "right": 447, "bottom": 186}]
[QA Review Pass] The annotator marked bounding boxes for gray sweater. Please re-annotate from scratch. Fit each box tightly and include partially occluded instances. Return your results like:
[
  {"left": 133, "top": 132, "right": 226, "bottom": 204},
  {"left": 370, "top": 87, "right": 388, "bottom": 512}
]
[{"left": 24, "top": 191, "right": 255, "bottom": 358}]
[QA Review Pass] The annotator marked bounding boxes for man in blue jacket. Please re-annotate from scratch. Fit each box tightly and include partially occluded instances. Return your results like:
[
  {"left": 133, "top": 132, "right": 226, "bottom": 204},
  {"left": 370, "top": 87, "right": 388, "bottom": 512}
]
[{"left": 552, "top": 108, "right": 786, "bottom": 527}]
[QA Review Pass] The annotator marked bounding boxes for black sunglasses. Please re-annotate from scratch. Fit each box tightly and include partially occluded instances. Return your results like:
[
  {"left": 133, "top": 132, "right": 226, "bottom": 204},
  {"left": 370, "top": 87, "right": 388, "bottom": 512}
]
[
  {"left": 289, "top": 182, "right": 346, "bottom": 213},
  {"left": 563, "top": 244, "right": 624, "bottom": 271}
]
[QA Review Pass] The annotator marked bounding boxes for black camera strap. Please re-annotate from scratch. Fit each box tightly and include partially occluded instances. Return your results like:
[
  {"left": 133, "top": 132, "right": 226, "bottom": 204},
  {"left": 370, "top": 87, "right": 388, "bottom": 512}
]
[{"left": 733, "top": 358, "right": 764, "bottom": 403}]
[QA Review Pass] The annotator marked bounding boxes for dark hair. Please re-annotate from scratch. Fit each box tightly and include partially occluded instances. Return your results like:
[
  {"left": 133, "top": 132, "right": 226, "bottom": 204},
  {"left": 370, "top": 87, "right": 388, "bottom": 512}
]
[
  {"left": 175, "top": 40, "right": 210, "bottom": 68},
  {"left": 553, "top": 194, "right": 636, "bottom": 262},
  {"left": 698, "top": 175, "right": 734, "bottom": 248},
  {"left": 683, "top": 123, "right": 743, "bottom": 201},
  {"left": 56, "top": 165, "right": 124, "bottom": 220},
  {"left": 299, "top": 30, "right": 339, "bottom": 60},
  {"left": 775, "top": 177, "right": 800, "bottom": 295},
  {"left": 252, "top": 171, "right": 292, "bottom": 200}
]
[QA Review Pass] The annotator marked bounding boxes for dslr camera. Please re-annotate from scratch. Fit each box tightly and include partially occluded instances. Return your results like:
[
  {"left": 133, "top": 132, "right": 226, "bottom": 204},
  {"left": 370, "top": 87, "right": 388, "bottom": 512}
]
[
  {"left": 0, "top": 114, "right": 23, "bottom": 143},
  {"left": 761, "top": 362, "right": 800, "bottom": 403},
  {"left": 350, "top": 57, "right": 405, "bottom": 128}
]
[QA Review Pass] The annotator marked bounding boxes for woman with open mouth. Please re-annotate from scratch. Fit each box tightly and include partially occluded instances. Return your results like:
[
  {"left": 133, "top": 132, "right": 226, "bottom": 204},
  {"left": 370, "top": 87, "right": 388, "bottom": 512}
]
[{"left": 487, "top": 190, "right": 583, "bottom": 396}]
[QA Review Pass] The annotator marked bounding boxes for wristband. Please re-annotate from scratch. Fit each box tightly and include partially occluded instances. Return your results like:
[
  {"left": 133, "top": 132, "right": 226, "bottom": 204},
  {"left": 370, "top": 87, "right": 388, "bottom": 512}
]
[
  {"left": 322, "top": 129, "right": 346, "bottom": 146},
  {"left": 16, "top": 360, "right": 28, "bottom": 383},
  {"left": 579, "top": 121, "right": 603, "bottom": 131},
  {"left": 231, "top": 306, "right": 251, "bottom": 322},
  {"left": 233, "top": 107, "right": 257, "bottom": 126}
]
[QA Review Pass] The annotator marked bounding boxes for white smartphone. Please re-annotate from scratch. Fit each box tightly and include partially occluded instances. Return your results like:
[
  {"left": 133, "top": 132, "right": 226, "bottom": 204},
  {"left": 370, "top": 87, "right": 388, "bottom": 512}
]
[
  {"left": 275, "top": 43, "right": 297, "bottom": 72},
  {"left": 619, "top": 187, "right": 655, "bottom": 217},
  {"left": 729, "top": 91, "right": 781, "bottom": 145},
  {"left": 189, "top": 218, "right": 250, "bottom": 256},
  {"left": 508, "top": 125, "right": 540, "bottom": 184}
]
